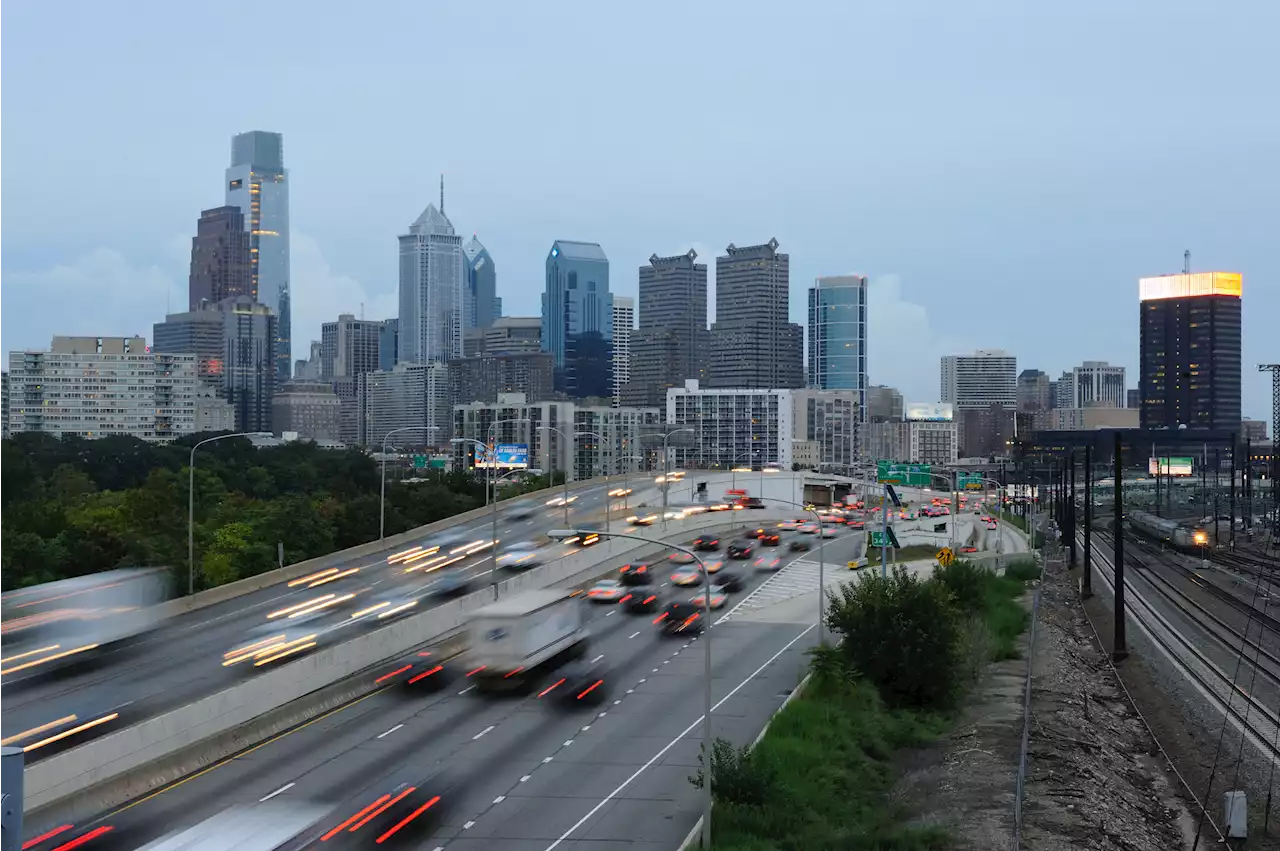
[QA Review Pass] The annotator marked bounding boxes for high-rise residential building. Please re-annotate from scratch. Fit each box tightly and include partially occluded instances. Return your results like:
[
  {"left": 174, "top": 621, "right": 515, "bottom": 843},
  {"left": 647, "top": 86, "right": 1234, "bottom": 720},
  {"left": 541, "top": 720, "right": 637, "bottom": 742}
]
[
  {"left": 866, "top": 404, "right": 959, "bottom": 466},
  {"left": 1053, "top": 371, "right": 1074, "bottom": 410},
  {"left": 1, "top": 371, "right": 9, "bottom": 439},
  {"left": 941, "top": 350, "right": 1018, "bottom": 409},
  {"left": 625, "top": 250, "right": 710, "bottom": 408},
  {"left": 225, "top": 131, "right": 290, "bottom": 381},
  {"left": 611, "top": 296, "right": 634, "bottom": 407},
  {"left": 1127, "top": 388, "right": 1141, "bottom": 410},
  {"left": 1034, "top": 407, "right": 1139, "bottom": 431},
  {"left": 273, "top": 381, "right": 342, "bottom": 442},
  {"left": 295, "top": 340, "right": 323, "bottom": 381},
  {"left": 807, "top": 276, "right": 868, "bottom": 414},
  {"left": 379, "top": 319, "right": 399, "bottom": 371},
  {"left": 665, "top": 380, "right": 859, "bottom": 472},
  {"left": 542, "top": 240, "right": 613, "bottom": 398},
  {"left": 7, "top": 337, "right": 197, "bottom": 442},
  {"left": 1139, "top": 271, "right": 1242, "bottom": 431},
  {"left": 320, "top": 314, "right": 383, "bottom": 382},
  {"left": 1241, "top": 418, "right": 1268, "bottom": 442},
  {"left": 188, "top": 206, "right": 252, "bottom": 309},
  {"left": 358, "top": 362, "right": 449, "bottom": 448},
  {"left": 153, "top": 306, "right": 228, "bottom": 388},
  {"left": 399, "top": 203, "right": 465, "bottom": 366},
  {"left": 1068, "top": 361, "right": 1126, "bottom": 408},
  {"left": 448, "top": 353, "right": 555, "bottom": 406},
  {"left": 709, "top": 239, "right": 803, "bottom": 389},
  {"left": 194, "top": 387, "right": 235, "bottom": 433},
  {"left": 866, "top": 385, "right": 905, "bottom": 422},
  {"left": 221, "top": 297, "right": 278, "bottom": 433},
  {"left": 1017, "top": 369, "right": 1051, "bottom": 413},
  {"left": 463, "top": 235, "right": 497, "bottom": 330}
]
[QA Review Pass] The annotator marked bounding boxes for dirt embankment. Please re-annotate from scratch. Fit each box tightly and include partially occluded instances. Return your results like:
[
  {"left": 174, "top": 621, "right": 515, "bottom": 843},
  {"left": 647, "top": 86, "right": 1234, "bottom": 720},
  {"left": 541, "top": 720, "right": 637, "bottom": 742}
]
[{"left": 897, "top": 556, "right": 1194, "bottom": 850}]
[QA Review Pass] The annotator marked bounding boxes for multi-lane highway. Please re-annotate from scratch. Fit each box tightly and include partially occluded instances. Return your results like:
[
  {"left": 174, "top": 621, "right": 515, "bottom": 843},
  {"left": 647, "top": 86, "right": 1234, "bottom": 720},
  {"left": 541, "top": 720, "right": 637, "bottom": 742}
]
[
  {"left": 1, "top": 479, "right": 635, "bottom": 760},
  {"left": 22, "top": 518, "right": 865, "bottom": 850}
]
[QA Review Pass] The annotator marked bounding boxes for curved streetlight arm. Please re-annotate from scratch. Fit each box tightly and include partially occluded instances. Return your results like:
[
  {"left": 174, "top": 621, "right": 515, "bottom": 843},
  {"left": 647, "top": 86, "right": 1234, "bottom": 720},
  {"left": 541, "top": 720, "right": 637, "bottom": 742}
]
[
  {"left": 379, "top": 426, "right": 441, "bottom": 543},
  {"left": 545, "top": 524, "right": 714, "bottom": 848},
  {"left": 188, "top": 431, "right": 271, "bottom": 596}
]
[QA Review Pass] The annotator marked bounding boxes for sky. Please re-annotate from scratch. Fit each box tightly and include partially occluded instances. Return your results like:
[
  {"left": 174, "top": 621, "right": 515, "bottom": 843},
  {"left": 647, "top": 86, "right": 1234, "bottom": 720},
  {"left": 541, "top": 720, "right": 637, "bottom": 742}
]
[{"left": 2, "top": 0, "right": 1277, "bottom": 422}]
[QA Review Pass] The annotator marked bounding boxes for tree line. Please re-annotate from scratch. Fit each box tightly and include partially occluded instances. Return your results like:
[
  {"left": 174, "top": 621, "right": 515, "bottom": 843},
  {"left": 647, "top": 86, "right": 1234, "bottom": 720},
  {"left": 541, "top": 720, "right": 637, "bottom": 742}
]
[{"left": 1, "top": 433, "right": 558, "bottom": 593}]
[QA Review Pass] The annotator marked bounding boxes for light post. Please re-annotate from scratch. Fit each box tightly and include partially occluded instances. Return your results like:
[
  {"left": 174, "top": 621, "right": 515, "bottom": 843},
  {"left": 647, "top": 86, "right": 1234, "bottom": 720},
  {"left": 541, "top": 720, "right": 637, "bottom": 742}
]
[
  {"left": 537, "top": 425, "right": 573, "bottom": 527},
  {"left": 729, "top": 450, "right": 757, "bottom": 493},
  {"left": 188, "top": 431, "right": 270, "bottom": 596},
  {"left": 616, "top": 453, "right": 647, "bottom": 509},
  {"left": 574, "top": 430, "right": 610, "bottom": 534},
  {"left": 380, "top": 426, "right": 440, "bottom": 542},
  {"left": 921, "top": 471, "right": 960, "bottom": 552},
  {"left": 980, "top": 477, "right": 1006, "bottom": 570},
  {"left": 660, "top": 428, "right": 696, "bottom": 522},
  {"left": 546, "top": 525, "right": 714, "bottom": 850},
  {"left": 488, "top": 467, "right": 528, "bottom": 599}
]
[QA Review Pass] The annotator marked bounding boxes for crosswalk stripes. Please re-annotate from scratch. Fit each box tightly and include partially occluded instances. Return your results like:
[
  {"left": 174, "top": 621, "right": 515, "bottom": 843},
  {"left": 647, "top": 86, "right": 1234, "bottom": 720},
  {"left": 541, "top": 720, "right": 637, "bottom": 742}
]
[{"left": 716, "top": 559, "right": 824, "bottom": 624}]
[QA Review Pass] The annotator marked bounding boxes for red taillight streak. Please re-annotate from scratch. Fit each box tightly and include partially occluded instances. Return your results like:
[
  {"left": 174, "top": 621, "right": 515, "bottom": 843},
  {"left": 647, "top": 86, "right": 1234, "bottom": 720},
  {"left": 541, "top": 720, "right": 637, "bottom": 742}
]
[
  {"left": 349, "top": 787, "right": 416, "bottom": 832},
  {"left": 504, "top": 667, "right": 524, "bottom": 679},
  {"left": 407, "top": 665, "right": 443, "bottom": 684},
  {"left": 323, "top": 795, "right": 392, "bottom": 840},
  {"left": 576, "top": 679, "right": 604, "bottom": 700},
  {"left": 23, "top": 825, "right": 73, "bottom": 849},
  {"left": 643, "top": 595, "right": 656, "bottom": 604},
  {"left": 619, "top": 594, "right": 632, "bottom": 604},
  {"left": 48, "top": 827, "right": 113, "bottom": 851},
  {"left": 376, "top": 664, "right": 413, "bottom": 684},
  {"left": 682, "top": 614, "right": 700, "bottom": 628},
  {"left": 538, "top": 678, "right": 566, "bottom": 697},
  {"left": 417, "top": 651, "right": 432, "bottom": 657},
  {"left": 653, "top": 612, "right": 669, "bottom": 624},
  {"left": 375, "top": 796, "right": 441, "bottom": 844},
  {"left": 466, "top": 665, "right": 486, "bottom": 677}
]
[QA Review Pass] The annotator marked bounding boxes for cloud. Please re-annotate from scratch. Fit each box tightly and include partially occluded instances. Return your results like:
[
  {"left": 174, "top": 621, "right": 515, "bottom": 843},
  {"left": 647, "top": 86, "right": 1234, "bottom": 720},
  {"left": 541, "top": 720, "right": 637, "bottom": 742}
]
[
  {"left": 865, "top": 274, "right": 968, "bottom": 403},
  {"left": 288, "top": 232, "right": 397, "bottom": 356}
]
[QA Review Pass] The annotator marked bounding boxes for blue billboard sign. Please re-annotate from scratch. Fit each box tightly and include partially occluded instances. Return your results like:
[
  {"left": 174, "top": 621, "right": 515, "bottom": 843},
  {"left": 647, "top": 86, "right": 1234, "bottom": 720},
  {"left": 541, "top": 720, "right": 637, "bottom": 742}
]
[{"left": 477, "top": 443, "right": 530, "bottom": 469}]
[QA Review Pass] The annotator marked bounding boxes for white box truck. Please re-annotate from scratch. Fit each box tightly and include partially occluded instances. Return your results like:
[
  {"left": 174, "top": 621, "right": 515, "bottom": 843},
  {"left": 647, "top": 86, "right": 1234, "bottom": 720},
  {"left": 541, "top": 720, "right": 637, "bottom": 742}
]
[
  {"left": 135, "top": 803, "right": 331, "bottom": 851},
  {"left": 466, "top": 589, "right": 587, "bottom": 690}
]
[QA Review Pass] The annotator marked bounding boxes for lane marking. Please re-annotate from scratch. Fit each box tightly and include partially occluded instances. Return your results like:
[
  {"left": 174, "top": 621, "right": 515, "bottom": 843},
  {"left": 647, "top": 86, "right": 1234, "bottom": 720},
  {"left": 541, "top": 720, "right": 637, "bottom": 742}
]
[
  {"left": 376, "top": 724, "right": 404, "bottom": 740},
  {"left": 458, "top": 685, "right": 476, "bottom": 695},
  {"left": 542, "top": 756, "right": 553, "bottom": 763},
  {"left": 563, "top": 739, "right": 574, "bottom": 746},
  {"left": 590, "top": 654, "right": 604, "bottom": 664},
  {"left": 464, "top": 820, "right": 476, "bottom": 829},
  {"left": 543, "top": 623, "right": 816, "bottom": 850},
  {"left": 259, "top": 782, "right": 294, "bottom": 801},
  {"left": 493, "top": 795, "right": 506, "bottom": 804},
  {"left": 520, "top": 775, "right": 531, "bottom": 783},
  {"left": 472, "top": 725, "right": 496, "bottom": 740},
  {"left": 629, "top": 631, "right": 640, "bottom": 639}
]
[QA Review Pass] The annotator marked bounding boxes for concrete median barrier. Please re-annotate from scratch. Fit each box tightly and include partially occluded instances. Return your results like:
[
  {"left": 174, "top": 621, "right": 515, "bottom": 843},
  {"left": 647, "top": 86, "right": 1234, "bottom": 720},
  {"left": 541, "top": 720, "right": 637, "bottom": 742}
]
[{"left": 23, "top": 507, "right": 791, "bottom": 815}]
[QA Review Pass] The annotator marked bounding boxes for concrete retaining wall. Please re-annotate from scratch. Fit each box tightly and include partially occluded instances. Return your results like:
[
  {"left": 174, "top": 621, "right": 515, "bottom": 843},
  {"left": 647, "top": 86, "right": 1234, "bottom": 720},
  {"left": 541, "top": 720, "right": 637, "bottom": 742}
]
[{"left": 23, "top": 507, "right": 791, "bottom": 813}]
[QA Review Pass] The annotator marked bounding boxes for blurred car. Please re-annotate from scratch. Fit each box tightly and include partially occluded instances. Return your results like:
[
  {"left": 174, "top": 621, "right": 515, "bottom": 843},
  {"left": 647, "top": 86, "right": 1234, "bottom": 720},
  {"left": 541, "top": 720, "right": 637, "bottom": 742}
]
[
  {"left": 505, "top": 502, "right": 537, "bottom": 520},
  {"left": 658, "top": 601, "right": 705, "bottom": 635},
  {"left": 426, "top": 569, "right": 472, "bottom": 599},
  {"left": 546, "top": 495, "right": 579, "bottom": 507},
  {"left": 1, "top": 689, "right": 135, "bottom": 761},
  {"left": 625, "top": 589, "right": 662, "bottom": 613},
  {"left": 798, "top": 523, "right": 819, "bottom": 535},
  {"left": 224, "top": 609, "right": 341, "bottom": 670},
  {"left": 708, "top": 502, "right": 733, "bottom": 512},
  {"left": 777, "top": 520, "right": 801, "bottom": 530},
  {"left": 987, "top": 522, "right": 998, "bottom": 531},
  {"left": 563, "top": 532, "right": 601, "bottom": 547},
  {"left": 789, "top": 538, "right": 812, "bottom": 552},
  {"left": 960, "top": 545, "right": 978, "bottom": 554},
  {"left": 587, "top": 579, "right": 628, "bottom": 603},
  {"left": 546, "top": 660, "right": 610, "bottom": 707},
  {"left": 819, "top": 527, "right": 839, "bottom": 538},
  {"left": 670, "top": 566, "right": 705, "bottom": 587},
  {"left": 753, "top": 555, "right": 782, "bottom": 571},
  {"left": 713, "top": 571, "right": 744, "bottom": 593},
  {"left": 702, "top": 559, "right": 725, "bottom": 574},
  {"left": 628, "top": 514, "right": 659, "bottom": 527},
  {"left": 847, "top": 520, "right": 865, "bottom": 530},
  {"left": 693, "top": 536, "right": 721, "bottom": 551},
  {"left": 496, "top": 543, "right": 542, "bottom": 570},
  {"left": 759, "top": 532, "right": 781, "bottom": 546},
  {"left": 668, "top": 551, "right": 697, "bottom": 565},
  {"left": 690, "top": 586, "right": 729, "bottom": 610},
  {"left": 312, "top": 778, "right": 452, "bottom": 847},
  {"left": 608, "top": 487, "right": 634, "bottom": 498},
  {"left": 618, "top": 563, "right": 653, "bottom": 586},
  {"left": 727, "top": 542, "right": 754, "bottom": 559},
  {"left": 348, "top": 589, "right": 422, "bottom": 626}
]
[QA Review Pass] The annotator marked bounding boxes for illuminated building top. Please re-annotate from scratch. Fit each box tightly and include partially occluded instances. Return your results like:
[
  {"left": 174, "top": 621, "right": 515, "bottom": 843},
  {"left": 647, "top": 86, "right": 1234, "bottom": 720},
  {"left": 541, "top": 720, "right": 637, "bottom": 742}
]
[{"left": 1139, "top": 272, "right": 1242, "bottom": 302}]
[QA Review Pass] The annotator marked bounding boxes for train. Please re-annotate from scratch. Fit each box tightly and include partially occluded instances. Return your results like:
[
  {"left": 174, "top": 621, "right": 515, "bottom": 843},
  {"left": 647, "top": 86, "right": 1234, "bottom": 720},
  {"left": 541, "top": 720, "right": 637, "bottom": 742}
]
[{"left": 1124, "top": 509, "right": 1215, "bottom": 552}]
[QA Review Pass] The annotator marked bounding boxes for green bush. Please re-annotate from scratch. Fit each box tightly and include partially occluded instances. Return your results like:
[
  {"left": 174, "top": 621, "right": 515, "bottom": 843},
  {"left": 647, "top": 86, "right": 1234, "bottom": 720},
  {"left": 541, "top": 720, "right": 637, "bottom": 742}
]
[
  {"left": 932, "top": 560, "right": 989, "bottom": 612},
  {"left": 825, "top": 567, "right": 963, "bottom": 709},
  {"left": 689, "top": 737, "right": 777, "bottom": 808},
  {"left": 1004, "top": 559, "right": 1041, "bottom": 582}
]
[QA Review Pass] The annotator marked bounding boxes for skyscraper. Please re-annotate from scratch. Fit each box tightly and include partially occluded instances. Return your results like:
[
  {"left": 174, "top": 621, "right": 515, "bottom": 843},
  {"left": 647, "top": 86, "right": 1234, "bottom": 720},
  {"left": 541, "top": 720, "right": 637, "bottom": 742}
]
[
  {"left": 188, "top": 206, "right": 251, "bottom": 309},
  {"left": 320, "top": 314, "right": 383, "bottom": 382},
  {"left": 807, "top": 275, "right": 868, "bottom": 415},
  {"left": 463, "top": 235, "right": 497, "bottom": 330},
  {"left": 708, "top": 239, "right": 803, "bottom": 389},
  {"left": 1069, "top": 361, "right": 1127, "bottom": 408},
  {"left": 611, "top": 296, "right": 634, "bottom": 407},
  {"left": 399, "top": 203, "right": 465, "bottom": 366},
  {"left": 1139, "top": 272, "right": 1242, "bottom": 431},
  {"left": 941, "top": 349, "right": 1017, "bottom": 457},
  {"left": 1016, "top": 369, "right": 1051, "bottom": 413},
  {"left": 221, "top": 297, "right": 278, "bottom": 433},
  {"left": 624, "top": 250, "right": 710, "bottom": 408},
  {"left": 542, "top": 240, "right": 613, "bottom": 398},
  {"left": 225, "top": 131, "right": 290, "bottom": 381}
]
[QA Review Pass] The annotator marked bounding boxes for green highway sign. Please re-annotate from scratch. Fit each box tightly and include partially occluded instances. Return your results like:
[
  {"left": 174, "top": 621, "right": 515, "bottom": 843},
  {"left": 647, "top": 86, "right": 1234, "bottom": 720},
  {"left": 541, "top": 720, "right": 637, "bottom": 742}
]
[
  {"left": 876, "top": 460, "right": 933, "bottom": 488},
  {"left": 412, "top": 455, "right": 429, "bottom": 469},
  {"left": 869, "top": 528, "right": 901, "bottom": 549},
  {"left": 957, "top": 472, "right": 985, "bottom": 490}
]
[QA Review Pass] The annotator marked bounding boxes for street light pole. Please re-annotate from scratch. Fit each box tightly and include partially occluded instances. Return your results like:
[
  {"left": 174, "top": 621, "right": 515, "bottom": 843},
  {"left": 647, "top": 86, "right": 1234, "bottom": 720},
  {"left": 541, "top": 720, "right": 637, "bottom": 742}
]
[
  {"left": 545, "top": 525, "right": 714, "bottom": 849},
  {"left": 380, "top": 425, "right": 440, "bottom": 542},
  {"left": 753, "top": 495, "right": 829, "bottom": 645},
  {"left": 489, "top": 467, "right": 527, "bottom": 599},
  {"left": 188, "top": 431, "right": 269, "bottom": 596},
  {"left": 661, "top": 428, "right": 696, "bottom": 523},
  {"left": 981, "top": 477, "right": 1005, "bottom": 570},
  {"left": 537, "top": 425, "right": 573, "bottom": 527},
  {"left": 575, "top": 430, "right": 609, "bottom": 534}
]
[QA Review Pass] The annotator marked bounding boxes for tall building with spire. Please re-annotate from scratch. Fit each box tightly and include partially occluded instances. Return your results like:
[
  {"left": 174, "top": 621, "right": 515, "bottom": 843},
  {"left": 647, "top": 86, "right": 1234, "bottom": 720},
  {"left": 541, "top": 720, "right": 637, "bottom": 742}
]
[
  {"left": 399, "top": 189, "right": 465, "bottom": 365},
  {"left": 464, "top": 235, "right": 497, "bottom": 330},
  {"left": 225, "top": 131, "right": 290, "bottom": 381}
]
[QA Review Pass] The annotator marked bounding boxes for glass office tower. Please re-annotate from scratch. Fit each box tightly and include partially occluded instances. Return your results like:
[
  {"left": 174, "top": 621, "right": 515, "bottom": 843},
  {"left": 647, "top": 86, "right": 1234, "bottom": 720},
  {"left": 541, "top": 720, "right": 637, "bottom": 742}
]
[
  {"left": 542, "top": 240, "right": 612, "bottom": 398},
  {"left": 807, "top": 275, "right": 868, "bottom": 416}
]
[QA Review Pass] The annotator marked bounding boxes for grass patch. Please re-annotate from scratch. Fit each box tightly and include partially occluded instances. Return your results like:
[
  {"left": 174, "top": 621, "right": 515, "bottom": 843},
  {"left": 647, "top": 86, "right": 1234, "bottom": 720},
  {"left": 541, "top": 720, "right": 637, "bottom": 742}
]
[{"left": 702, "top": 559, "right": 1043, "bottom": 849}]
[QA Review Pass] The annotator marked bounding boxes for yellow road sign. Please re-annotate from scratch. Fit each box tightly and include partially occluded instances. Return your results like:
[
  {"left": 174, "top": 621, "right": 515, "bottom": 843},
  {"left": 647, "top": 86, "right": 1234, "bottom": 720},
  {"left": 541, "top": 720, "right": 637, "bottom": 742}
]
[{"left": 936, "top": 547, "right": 955, "bottom": 566}]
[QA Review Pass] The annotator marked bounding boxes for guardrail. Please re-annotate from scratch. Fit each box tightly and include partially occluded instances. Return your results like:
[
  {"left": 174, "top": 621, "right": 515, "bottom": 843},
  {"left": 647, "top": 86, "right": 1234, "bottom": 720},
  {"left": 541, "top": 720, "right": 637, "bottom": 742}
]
[{"left": 22, "top": 507, "right": 793, "bottom": 815}]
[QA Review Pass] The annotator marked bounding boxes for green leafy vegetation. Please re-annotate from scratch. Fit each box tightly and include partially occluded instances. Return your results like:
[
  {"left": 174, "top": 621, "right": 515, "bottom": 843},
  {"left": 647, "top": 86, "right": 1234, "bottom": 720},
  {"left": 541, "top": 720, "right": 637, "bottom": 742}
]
[
  {"left": 1, "top": 433, "right": 551, "bottom": 593},
  {"left": 700, "top": 559, "right": 1042, "bottom": 850}
]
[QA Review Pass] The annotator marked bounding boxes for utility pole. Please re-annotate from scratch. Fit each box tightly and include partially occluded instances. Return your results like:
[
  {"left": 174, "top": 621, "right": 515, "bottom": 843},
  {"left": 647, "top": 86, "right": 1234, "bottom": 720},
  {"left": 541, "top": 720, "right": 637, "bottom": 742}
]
[
  {"left": 1082, "top": 444, "right": 1093, "bottom": 598},
  {"left": 1230, "top": 434, "right": 1237, "bottom": 549},
  {"left": 1068, "top": 451, "right": 1078, "bottom": 568},
  {"left": 1113, "top": 431, "right": 1128, "bottom": 662},
  {"left": 1262, "top": 365, "right": 1280, "bottom": 535}
]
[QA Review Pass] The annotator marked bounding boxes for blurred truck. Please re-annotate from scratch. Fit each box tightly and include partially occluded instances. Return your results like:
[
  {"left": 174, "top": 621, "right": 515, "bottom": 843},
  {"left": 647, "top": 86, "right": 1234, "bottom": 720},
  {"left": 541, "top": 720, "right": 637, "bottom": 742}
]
[
  {"left": 466, "top": 588, "right": 587, "bottom": 691},
  {"left": 1, "top": 566, "right": 171, "bottom": 678},
  {"left": 133, "top": 802, "right": 332, "bottom": 851}
]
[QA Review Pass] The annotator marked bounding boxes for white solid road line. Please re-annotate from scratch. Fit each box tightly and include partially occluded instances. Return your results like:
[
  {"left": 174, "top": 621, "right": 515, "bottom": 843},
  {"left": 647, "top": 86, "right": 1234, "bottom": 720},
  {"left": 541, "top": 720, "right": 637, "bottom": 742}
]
[
  {"left": 591, "top": 654, "right": 605, "bottom": 664},
  {"left": 376, "top": 723, "right": 404, "bottom": 739},
  {"left": 542, "top": 623, "right": 816, "bottom": 850},
  {"left": 472, "top": 724, "right": 496, "bottom": 740},
  {"left": 259, "top": 782, "right": 295, "bottom": 802}
]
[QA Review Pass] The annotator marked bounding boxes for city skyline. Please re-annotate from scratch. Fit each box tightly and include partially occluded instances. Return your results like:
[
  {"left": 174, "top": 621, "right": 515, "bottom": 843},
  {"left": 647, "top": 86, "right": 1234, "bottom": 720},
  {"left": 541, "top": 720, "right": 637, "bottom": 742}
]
[{"left": 1, "top": 1, "right": 1275, "bottom": 419}]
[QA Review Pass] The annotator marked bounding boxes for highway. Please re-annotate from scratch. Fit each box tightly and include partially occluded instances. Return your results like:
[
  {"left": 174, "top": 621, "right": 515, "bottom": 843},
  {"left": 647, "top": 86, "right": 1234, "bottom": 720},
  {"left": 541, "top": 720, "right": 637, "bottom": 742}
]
[
  {"left": 22, "top": 518, "right": 866, "bottom": 850},
  {"left": 0, "top": 479, "right": 632, "bottom": 760}
]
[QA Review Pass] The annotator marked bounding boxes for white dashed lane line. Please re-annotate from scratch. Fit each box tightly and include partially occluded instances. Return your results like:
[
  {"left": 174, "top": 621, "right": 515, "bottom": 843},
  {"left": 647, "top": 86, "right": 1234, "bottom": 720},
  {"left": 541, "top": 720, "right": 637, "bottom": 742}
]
[
  {"left": 259, "top": 783, "right": 294, "bottom": 802},
  {"left": 472, "top": 725, "right": 496, "bottom": 741},
  {"left": 376, "top": 724, "right": 403, "bottom": 739}
]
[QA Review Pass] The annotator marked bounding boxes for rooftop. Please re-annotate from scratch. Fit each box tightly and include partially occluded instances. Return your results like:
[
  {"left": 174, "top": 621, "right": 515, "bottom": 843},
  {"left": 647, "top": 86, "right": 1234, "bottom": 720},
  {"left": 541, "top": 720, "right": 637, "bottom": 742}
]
[{"left": 549, "top": 240, "right": 608, "bottom": 263}]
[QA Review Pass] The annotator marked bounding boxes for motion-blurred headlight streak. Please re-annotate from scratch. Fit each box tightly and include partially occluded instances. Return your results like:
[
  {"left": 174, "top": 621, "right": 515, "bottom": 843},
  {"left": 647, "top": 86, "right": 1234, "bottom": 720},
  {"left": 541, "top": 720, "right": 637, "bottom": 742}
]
[
  {"left": 0, "top": 714, "right": 78, "bottom": 746},
  {"left": 253, "top": 636, "right": 319, "bottom": 666},
  {"left": 288, "top": 568, "right": 339, "bottom": 587},
  {"left": 21, "top": 713, "right": 120, "bottom": 752},
  {"left": 307, "top": 567, "right": 360, "bottom": 588},
  {"left": 377, "top": 602, "right": 417, "bottom": 619},
  {"left": 268, "top": 595, "right": 337, "bottom": 619},
  {"left": 287, "top": 593, "right": 356, "bottom": 618},
  {"left": 1, "top": 643, "right": 100, "bottom": 676}
]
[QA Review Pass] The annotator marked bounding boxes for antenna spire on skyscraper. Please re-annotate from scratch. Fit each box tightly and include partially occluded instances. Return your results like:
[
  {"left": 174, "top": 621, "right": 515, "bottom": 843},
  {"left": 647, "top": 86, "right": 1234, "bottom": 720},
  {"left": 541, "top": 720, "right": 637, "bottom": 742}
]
[{"left": 440, "top": 174, "right": 445, "bottom": 214}]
